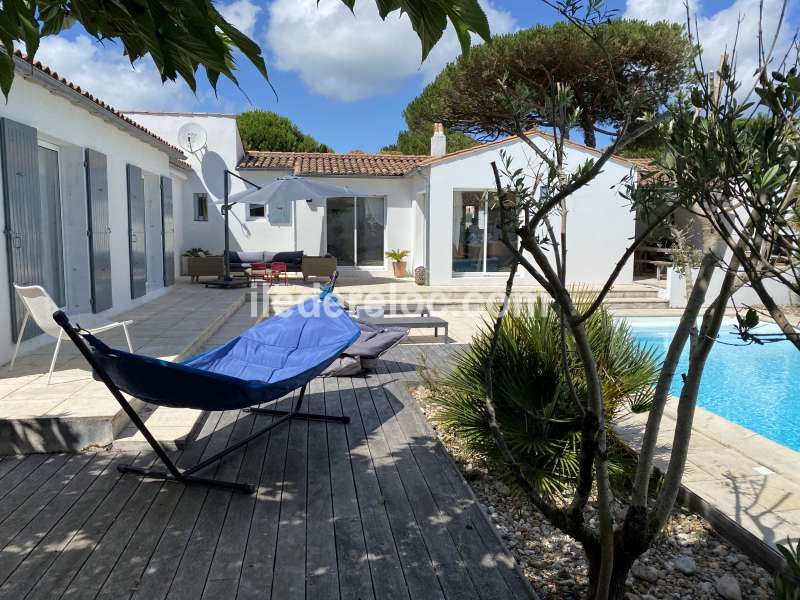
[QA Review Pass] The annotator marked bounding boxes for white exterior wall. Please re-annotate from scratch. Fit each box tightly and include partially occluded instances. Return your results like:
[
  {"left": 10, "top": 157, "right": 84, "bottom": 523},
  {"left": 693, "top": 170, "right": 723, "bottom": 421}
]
[
  {"left": 238, "top": 172, "right": 416, "bottom": 273},
  {"left": 426, "top": 136, "right": 637, "bottom": 285},
  {"left": 127, "top": 113, "right": 418, "bottom": 271},
  {"left": 0, "top": 75, "right": 175, "bottom": 365},
  {"left": 665, "top": 266, "right": 800, "bottom": 308},
  {"left": 124, "top": 113, "right": 244, "bottom": 257}
]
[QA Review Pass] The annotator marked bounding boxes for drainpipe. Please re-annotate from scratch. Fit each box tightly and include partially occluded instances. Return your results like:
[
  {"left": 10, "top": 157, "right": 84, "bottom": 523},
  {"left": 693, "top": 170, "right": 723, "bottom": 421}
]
[{"left": 414, "top": 166, "right": 432, "bottom": 285}]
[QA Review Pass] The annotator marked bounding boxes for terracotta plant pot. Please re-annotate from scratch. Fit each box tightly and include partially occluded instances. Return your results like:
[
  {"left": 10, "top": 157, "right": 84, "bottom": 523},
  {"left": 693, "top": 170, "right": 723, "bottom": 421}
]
[{"left": 392, "top": 261, "right": 408, "bottom": 278}]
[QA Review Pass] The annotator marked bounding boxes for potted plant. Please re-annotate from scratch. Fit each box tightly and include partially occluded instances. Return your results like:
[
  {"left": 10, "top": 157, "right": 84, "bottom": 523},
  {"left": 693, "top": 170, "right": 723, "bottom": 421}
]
[
  {"left": 385, "top": 249, "right": 410, "bottom": 278},
  {"left": 183, "top": 248, "right": 222, "bottom": 282}
]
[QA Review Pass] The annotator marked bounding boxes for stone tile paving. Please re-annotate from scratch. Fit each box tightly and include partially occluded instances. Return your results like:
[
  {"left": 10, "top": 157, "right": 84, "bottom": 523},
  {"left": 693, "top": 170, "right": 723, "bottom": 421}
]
[
  {"left": 617, "top": 399, "right": 800, "bottom": 555},
  {"left": 0, "top": 282, "right": 245, "bottom": 444},
  {"left": 114, "top": 297, "right": 263, "bottom": 450}
]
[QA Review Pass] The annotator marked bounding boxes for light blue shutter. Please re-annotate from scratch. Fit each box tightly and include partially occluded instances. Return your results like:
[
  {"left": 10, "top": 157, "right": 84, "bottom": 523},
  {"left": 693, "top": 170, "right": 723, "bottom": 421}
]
[
  {"left": 1, "top": 118, "right": 43, "bottom": 341},
  {"left": 160, "top": 176, "right": 175, "bottom": 286},
  {"left": 85, "top": 148, "right": 112, "bottom": 313},
  {"left": 126, "top": 164, "right": 146, "bottom": 299}
]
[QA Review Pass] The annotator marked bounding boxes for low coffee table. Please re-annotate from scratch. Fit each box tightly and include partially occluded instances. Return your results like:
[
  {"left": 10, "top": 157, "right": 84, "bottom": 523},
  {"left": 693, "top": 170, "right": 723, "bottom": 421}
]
[{"left": 357, "top": 314, "right": 449, "bottom": 342}]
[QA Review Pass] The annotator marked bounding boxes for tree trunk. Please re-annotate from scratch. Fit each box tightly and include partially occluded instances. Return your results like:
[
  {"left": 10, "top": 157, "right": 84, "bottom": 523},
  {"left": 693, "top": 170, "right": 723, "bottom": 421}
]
[
  {"left": 585, "top": 539, "right": 647, "bottom": 600},
  {"left": 581, "top": 110, "right": 596, "bottom": 148}
]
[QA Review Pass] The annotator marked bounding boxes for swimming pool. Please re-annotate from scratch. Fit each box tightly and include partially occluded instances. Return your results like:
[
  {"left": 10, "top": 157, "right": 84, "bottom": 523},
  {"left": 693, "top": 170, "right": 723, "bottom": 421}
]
[{"left": 629, "top": 318, "right": 800, "bottom": 452}]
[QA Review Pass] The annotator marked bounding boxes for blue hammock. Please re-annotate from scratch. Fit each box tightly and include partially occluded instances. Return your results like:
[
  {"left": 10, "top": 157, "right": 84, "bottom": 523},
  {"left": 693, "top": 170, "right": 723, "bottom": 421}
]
[
  {"left": 53, "top": 288, "right": 360, "bottom": 494},
  {"left": 81, "top": 295, "right": 360, "bottom": 411}
]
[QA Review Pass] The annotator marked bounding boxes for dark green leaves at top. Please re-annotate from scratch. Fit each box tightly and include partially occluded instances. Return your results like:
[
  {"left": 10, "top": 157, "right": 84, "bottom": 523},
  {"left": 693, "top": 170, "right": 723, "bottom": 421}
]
[
  {"left": 0, "top": 0, "right": 490, "bottom": 100},
  {"left": 367, "top": 0, "right": 491, "bottom": 61}
]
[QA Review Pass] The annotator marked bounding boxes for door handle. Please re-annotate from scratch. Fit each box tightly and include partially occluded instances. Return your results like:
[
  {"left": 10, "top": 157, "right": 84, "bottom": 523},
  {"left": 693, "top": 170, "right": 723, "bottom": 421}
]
[{"left": 12, "top": 236, "right": 21, "bottom": 249}]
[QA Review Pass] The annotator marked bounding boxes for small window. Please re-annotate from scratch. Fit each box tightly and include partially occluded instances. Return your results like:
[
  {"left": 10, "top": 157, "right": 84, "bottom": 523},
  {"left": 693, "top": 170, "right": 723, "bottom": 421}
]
[
  {"left": 249, "top": 204, "right": 265, "bottom": 219},
  {"left": 194, "top": 193, "right": 208, "bottom": 221}
]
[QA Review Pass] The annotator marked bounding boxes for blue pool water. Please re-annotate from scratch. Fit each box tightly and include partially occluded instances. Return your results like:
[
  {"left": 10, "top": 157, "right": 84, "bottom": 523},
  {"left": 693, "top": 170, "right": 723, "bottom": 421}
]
[{"left": 629, "top": 319, "right": 800, "bottom": 451}]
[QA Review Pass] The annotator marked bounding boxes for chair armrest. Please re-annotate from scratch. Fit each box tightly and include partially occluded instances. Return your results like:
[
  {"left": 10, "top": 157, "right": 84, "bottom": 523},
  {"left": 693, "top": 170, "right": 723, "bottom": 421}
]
[{"left": 88, "top": 320, "right": 133, "bottom": 334}]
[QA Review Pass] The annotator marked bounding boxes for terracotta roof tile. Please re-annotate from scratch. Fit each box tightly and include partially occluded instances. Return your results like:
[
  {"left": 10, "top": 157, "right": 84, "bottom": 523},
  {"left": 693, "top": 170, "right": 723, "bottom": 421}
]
[
  {"left": 12, "top": 50, "right": 184, "bottom": 157},
  {"left": 421, "top": 129, "right": 639, "bottom": 168},
  {"left": 238, "top": 135, "right": 645, "bottom": 178},
  {"left": 238, "top": 151, "right": 428, "bottom": 176}
]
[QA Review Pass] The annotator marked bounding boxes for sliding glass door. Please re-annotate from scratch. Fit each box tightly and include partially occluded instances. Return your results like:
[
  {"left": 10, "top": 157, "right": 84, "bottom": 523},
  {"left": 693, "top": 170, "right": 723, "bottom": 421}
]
[
  {"left": 326, "top": 198, "right": 355, "bottom": 266},
  {"left": 452, "top": 190, "right": 516, "bottom": 275},
  {"left": 326, "top": 197, "right": 385, "bottom": 267}
]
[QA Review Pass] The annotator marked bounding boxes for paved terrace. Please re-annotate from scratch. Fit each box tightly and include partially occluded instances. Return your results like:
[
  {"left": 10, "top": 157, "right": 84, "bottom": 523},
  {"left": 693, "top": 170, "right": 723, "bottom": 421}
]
[
  {"left": 0, "top": 283, "right": 245, "bottom": 453},
  {"left": 0, "top": 344, "right": 534, "bottom": 600},
  {"left": 617, "top": 402, "right": 800, "bottom": 569}
]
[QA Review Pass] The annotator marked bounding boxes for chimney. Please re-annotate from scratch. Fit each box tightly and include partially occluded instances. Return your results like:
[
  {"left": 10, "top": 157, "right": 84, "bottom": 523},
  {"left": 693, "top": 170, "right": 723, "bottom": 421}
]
[{"left": 430, "top": 123, "right": 446, "bottom": 157}]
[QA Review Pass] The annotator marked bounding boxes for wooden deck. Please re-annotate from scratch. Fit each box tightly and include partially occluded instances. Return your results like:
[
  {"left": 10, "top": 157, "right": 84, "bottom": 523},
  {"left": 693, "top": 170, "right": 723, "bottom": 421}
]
[{"left": 0, "top": 345, "right": 535, "bottom": 600}]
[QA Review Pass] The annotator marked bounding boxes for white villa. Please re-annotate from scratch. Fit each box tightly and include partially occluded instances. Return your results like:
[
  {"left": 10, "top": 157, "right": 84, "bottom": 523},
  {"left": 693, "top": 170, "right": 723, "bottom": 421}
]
[
  {"left": 0, "top": 53, "right": 641, "bottom": 365},
  {"left": 130, "top": 111, "right": 638, "bottom": 287}
]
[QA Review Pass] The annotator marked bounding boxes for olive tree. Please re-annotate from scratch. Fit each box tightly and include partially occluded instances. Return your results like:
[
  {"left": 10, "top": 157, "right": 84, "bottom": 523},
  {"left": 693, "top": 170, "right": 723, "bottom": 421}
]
[{"left": 473, "top": 2, "right": 799, "bottom": 599}]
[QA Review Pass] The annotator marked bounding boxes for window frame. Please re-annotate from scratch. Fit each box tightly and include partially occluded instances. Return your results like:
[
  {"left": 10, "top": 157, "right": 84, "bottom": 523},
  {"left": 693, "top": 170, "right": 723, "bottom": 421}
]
[
  {"left": 247, "top": 203, "right": 266, "bottom": 220},
  {"left": 193, "top": 192, "right": 209, "bottom": 221}
]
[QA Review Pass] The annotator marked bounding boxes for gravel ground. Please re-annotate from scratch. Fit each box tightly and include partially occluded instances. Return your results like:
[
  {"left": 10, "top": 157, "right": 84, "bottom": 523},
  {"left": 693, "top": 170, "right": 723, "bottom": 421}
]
[{"left": 411, "top": 385, "right": 775, "bottom": 600}]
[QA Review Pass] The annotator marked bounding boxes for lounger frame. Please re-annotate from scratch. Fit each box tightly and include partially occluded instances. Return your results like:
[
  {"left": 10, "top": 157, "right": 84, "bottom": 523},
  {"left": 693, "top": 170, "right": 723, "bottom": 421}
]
[{"left": 53, "top": 310, "right": 350, "bottom": 494}]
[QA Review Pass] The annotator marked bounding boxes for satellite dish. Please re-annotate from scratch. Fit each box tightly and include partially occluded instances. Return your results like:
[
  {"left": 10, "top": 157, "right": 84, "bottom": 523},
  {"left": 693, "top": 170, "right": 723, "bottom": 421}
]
[{"left": 177, "top": 122, "right": 207, "bottom": 153}]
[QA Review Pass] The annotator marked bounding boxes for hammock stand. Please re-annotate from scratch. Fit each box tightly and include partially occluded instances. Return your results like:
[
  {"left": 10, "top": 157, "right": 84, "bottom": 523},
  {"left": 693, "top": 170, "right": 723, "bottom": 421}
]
[{"left": 52, "top": 281, "right": 359, "bottom": 494}]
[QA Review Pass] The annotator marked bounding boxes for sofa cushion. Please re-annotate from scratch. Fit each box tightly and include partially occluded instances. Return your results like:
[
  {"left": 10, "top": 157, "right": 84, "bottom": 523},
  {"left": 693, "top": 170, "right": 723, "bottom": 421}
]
[
  {"left": 273, "top": 251, "right": 303, "bottom": 265},
  {"left": 229, "top": 251, "right": 264, "bottom": 264}
]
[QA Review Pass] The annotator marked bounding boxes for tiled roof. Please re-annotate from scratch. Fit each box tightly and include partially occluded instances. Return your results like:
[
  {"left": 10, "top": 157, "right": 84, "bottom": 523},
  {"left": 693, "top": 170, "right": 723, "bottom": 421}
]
[
  {"left": 626, "top": 157, "right": 657, "bottom": 172},
  {"left": 238, "top": 151, "right": 428, "bottom": 176},
  {"left": 12, "top": 51, "right": 184, "bottom": 157},
  {"left": 170, "top": 157, "right": 193, "bottom": 171},
  {"left": 626, "top": 157, "right": 671, "bottom": 183},
  {"left": 237, "top": 133, "right": 646, "bottom": 178},
  {"left": 421, "top": 129, "right": 639, "bottom": 168}
]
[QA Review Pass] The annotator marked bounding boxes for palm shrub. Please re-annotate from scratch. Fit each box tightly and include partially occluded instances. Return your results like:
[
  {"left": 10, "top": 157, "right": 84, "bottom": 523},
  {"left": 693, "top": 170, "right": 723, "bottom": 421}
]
[
  {"left": 428, "top": 298, "right": 658, "bottom": 498},
  {"left": 774, "top": 539, "right": 800, "bottom": 600}
]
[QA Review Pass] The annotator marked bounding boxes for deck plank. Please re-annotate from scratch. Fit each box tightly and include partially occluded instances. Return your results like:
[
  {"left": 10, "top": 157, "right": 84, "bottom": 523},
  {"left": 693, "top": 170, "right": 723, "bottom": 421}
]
[
  {"left": 304, "top": 377, "right": 339, "bottom": 600},
  {"left": 325, "top": 376, "right": 375, "bottom": 600},
  {"left": 371, "top": 365, "right": 534, "bottom": 599},
  {"left": 336, "top": 376, "right": 411, "bottom": 600},
  {"left": 349, "top": 374, "right": 449, "bottom": 600},
  {"left": 97, "top": 411, "right": 234, "bottom": 600},
  {"left": 23, "top": 452, "right": 152, "bottom": 600},
  {"left": 164, "top": 409, "right": 253, "bottom": 600},
  {"left": 128, "top": 411, "right": 227, "bottom": 600},
  {"left": 0, "top": 340, "right": 534, "bottom": 600},
  {"left": 0, "top": 453, "right": 94, "bottom": 553},
  {"left": 0, "top": 454, "right": 67, "bottom": 518},
  {"left": 0, "top": 453, "right": 119, "bottom": 597},
  {"left": 270, "top": 390, "right": 309, "bottom": 600},
  {"left": 235, "top": 397, "right": 291, "bottom": 600},
  {"left": 200, "top": 410, "right": 273, "bottom": 600},
  {"left": 0, "top": 455, "right": 25, "bottom": 482}
]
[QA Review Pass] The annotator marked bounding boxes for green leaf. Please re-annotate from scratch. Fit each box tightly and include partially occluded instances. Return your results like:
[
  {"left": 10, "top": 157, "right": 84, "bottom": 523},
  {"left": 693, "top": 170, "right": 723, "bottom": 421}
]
[{"left": 0, "top": 0, "right": 489, "bottom": 98}]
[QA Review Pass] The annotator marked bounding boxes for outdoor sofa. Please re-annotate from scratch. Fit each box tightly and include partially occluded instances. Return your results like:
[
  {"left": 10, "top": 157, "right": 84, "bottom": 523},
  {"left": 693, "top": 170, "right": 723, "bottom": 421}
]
[{"left": 228, "top": 251, "right": 338, "bottom": 281}]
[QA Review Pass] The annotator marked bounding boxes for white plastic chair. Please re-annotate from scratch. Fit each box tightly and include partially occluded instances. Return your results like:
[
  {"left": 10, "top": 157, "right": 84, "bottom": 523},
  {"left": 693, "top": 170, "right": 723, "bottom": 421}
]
[{"left": 8, "top": 284, "right": 134, "bottom": 384}]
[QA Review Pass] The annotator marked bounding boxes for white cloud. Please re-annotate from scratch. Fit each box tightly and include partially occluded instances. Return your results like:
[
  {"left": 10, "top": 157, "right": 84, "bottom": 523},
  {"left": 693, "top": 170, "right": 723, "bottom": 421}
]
[
  {"left": 624, "top": 0, "right": 698, "bottom": 23},
  {"left": 36, "top": 35, "right": 197, "bottom": 111},
  {"left": 218, "top": 0, "right": 262, "bottom": 38},
  {"left": 625, "top": 0, "right": 795, "bottom": 90},
  {"left": 265, "top": 0, "right": 517, "bottom": 102}
]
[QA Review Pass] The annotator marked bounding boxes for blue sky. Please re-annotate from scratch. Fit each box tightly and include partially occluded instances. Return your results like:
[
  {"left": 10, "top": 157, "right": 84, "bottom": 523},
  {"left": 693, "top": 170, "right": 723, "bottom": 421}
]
[{"left": 34, "top": 0, "right": 797, "bottom": 153}]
